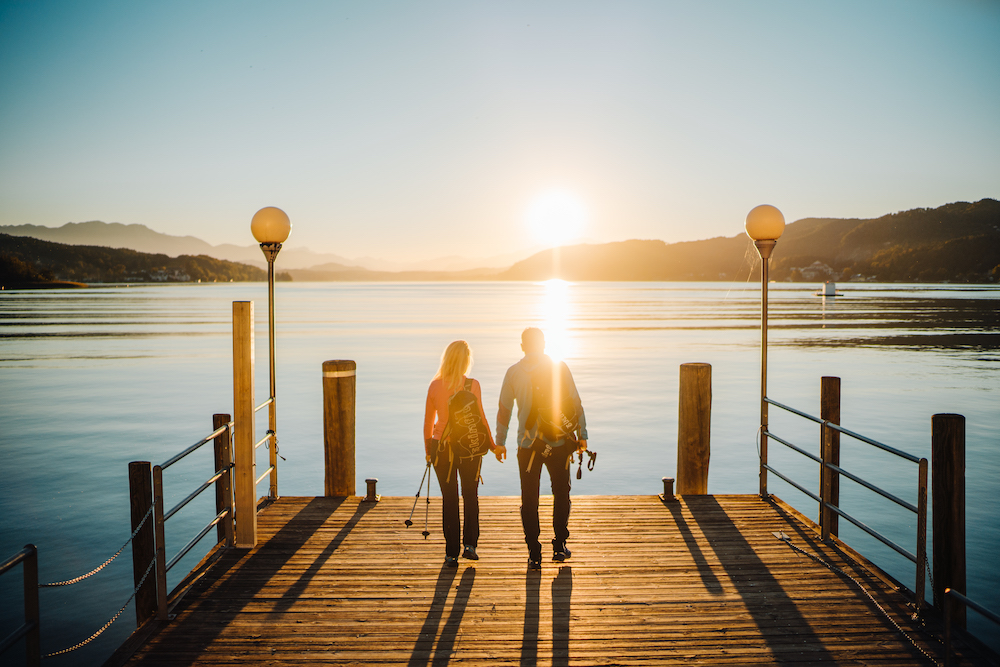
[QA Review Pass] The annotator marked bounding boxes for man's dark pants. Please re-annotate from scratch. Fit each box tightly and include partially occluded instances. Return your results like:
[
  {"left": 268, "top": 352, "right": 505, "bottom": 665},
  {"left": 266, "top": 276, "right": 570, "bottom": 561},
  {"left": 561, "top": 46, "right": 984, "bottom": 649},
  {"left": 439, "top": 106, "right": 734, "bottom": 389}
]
[
  {"left": 517, "top": 442, "right": 574, "bottom": 560},
  {"left": 433, "top": 452, "right": 482, "bottom": 558}
]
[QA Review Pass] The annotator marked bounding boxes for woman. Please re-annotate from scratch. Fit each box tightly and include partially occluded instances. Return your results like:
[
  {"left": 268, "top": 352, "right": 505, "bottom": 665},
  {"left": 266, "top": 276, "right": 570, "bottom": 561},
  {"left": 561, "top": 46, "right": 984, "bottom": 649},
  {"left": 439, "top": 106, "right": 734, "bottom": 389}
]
[{"left": 424, "top": 340, "right": 506, "bottom": 566}]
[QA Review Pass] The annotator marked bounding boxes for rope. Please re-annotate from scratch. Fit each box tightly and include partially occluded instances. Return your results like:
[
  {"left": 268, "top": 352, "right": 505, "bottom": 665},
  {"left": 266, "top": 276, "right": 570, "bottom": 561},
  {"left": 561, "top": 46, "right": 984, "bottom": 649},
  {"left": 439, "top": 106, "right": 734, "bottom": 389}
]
[
  {"left": 43, "top": 555, "right": 156, "bottom": 658},
  {"left": 39, "top": 505, "right": 154, "bottom": 588},
  {"left": 773, "top": 531, "right": 942, "bottom": 667}
]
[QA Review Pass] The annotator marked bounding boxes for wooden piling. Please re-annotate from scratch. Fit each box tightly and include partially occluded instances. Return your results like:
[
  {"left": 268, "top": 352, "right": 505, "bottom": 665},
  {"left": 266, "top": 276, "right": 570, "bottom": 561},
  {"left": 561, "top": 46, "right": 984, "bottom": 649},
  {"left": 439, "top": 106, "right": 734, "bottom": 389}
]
[
  {"left": 128, "top": 461, "right": 156, "bottom": 625},
  {"left": 23, "top": 545, "right": 39, "bottom": 667},
  {"left": 233, "top": 301, "right": 256, "bottom": 548},
  {"left": 820, "top": 376, "right": 840, "bottom": 539},
  {"left": 323, "top": 360, "right": 356, "bottom": 497},
  {"left": 677, "top": 362, "right": 711, "bottom": 495},
  {"left": 213, "top": 414, "right": 234, "bottom": 548},
  {"left": 932, "top": 413, "right": 965, "bottom": 627}
]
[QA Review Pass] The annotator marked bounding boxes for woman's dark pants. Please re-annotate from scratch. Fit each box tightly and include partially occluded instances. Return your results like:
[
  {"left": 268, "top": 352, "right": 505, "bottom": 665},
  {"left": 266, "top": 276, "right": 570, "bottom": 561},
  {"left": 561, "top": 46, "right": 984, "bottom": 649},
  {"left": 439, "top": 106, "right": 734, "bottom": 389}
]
[{"left": 433, "top": 454, "right": 482, "bottom": 558}]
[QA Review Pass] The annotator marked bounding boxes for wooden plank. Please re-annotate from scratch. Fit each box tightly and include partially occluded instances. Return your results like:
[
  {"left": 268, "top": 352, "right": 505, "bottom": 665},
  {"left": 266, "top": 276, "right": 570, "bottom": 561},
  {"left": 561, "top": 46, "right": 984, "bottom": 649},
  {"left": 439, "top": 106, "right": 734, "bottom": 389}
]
[{"left": 115, "top": 495, "right": 984, "bottom": 666}]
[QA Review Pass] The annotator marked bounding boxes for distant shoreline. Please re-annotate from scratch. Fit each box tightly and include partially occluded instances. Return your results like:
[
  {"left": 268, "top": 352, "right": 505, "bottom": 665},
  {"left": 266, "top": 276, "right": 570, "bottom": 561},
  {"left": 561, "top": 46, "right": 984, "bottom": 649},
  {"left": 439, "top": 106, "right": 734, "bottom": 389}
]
[
  {"left": 1, "top": 280, "right": 88, "bottom": 290},
  {"left": 4, "top": 278, "right": 1000, "bottom": 291}
]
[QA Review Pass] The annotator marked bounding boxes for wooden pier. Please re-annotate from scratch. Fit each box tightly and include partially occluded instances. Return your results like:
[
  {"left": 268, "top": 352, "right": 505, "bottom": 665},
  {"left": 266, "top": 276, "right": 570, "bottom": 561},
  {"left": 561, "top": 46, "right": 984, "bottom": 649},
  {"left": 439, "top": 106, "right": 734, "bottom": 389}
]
[{"left": 112, "top": 494, "right": 967, "bottom": 666}]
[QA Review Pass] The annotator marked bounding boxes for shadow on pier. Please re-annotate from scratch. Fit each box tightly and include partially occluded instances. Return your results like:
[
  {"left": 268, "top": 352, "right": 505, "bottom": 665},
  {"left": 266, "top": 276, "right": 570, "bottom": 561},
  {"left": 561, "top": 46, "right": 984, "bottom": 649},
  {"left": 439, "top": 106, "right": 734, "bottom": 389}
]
[{"left": 113, "top": 494, "right": 959, "bottom": 666}]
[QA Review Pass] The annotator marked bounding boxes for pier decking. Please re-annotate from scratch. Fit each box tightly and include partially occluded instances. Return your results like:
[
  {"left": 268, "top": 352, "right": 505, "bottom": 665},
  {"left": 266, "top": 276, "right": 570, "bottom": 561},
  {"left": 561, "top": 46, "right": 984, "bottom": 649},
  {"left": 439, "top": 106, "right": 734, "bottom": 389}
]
[{"left": 115, "top": 494, "right": 957, "bottom": 666}]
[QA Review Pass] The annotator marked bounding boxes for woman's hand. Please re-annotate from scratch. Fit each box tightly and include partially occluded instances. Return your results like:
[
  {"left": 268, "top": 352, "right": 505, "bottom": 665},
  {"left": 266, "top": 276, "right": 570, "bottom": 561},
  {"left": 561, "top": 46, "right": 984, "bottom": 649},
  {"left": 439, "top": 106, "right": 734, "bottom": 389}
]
[{"left": 494, "top": 444, "right": 507, "bottom": 462}]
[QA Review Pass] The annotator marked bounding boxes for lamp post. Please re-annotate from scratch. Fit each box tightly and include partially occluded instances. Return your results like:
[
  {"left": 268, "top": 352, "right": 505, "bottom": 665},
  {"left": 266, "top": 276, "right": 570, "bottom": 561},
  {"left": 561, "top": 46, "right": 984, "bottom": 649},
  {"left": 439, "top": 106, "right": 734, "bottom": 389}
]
[
  {"left": 251, "top": 206, "right": 292, "bottom": 501},
  {"left": 745, "top": 204, "right": 785, "bottom": 499}
]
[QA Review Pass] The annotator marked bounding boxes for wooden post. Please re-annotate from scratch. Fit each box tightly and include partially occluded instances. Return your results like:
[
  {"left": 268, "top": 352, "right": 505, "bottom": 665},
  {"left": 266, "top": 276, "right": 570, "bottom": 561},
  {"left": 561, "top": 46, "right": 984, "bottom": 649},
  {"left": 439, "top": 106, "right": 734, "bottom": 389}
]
[
  {"left": 677, "top": 363, "right": 711, "bottom": 495},
  {"left": 213, "top": 414, "right": 234, "bottom": 548},
  {"left": 23, "top": 545, "right": 39, "bottom": 667},
  {"left": 932, "top": 413, "right": 965, "bottom": 627},
  {"left": 819, "top": 376, "right": 841, "bottom": 539},
  {"left": 233, "top": 301, "right": 257, "bottom": 548},
  {"left": 323, "top": 360, "right": 356, "bottom": 497},
  {"left": 128, "top": 461, "right": 156, "bottom": 625}
]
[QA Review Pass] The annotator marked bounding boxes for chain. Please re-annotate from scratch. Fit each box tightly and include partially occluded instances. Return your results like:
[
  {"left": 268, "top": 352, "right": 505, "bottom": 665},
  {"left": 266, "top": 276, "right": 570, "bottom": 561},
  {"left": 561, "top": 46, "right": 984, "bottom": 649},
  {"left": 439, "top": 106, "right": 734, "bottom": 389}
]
[
  {"left": 43, "top": 555, "right": 156, "bottom": 658},
  {"left": 773, "top": 532, "right": 942, "bottom": 666},
  {"left": 39, "top": 505, "right": 154, "bottom": 588},
  {"left": 924, "top": 549, "right": 935, "bottom": 601}
]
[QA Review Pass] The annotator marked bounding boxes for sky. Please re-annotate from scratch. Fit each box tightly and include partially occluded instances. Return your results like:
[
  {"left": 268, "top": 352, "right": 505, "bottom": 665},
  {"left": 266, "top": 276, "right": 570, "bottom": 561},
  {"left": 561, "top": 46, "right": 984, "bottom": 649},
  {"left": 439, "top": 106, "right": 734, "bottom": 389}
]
[{"left": 1, "top": 0, "right": 998, "bottom": 264}]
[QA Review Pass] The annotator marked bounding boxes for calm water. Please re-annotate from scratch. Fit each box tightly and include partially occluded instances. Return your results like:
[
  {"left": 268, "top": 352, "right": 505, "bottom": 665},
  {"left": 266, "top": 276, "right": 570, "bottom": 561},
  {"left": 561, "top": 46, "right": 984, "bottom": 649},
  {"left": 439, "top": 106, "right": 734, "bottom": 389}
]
[{"left": 1, "top": 281, "right": 998, "bottom": 663}]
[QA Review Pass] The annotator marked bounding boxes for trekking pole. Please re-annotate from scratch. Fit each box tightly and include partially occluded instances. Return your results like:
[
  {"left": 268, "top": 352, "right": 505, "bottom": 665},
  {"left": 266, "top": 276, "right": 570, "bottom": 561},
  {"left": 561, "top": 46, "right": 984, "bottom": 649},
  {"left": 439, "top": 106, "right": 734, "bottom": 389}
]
[
  {"left": 404, "top": 462, "right": 431, "bottom": 527},
  {"left": 422, "top": 462, "right": 432, "bottom": 539}
]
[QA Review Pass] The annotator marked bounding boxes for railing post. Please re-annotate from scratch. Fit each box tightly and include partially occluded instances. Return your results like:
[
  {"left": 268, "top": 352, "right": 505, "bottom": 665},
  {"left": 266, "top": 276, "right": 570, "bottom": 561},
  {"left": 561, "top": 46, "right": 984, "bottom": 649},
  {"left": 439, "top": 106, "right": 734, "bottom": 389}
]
[
  {"left": 820, "top": 376, "right": 840, "bottom": 539},
  {"left": 916, "top": 457, "right": 928, "bottom": 614},
  {"left": 233, "top": 301, "right": 257, "bottom": 547},
  {"left": 128, "top": 461, "right": 157, "bottom": 625},
  {"left": 323, "top": 360, "right": 357, "bottom": 497},
  {"left": 213, "top": 414, "right": 234, "bottom": 548},
  {"left": 677, "top": 362, "right": 711, "bottom": 495},
  {"left": 932, "top": 413, "right": 965, "bottom": 627},
  {"left": 152, "top": 465, "right": 168, "bottom": 620},
  {"left": 23, "top": 544, "right": 39, "bottom": 667}
]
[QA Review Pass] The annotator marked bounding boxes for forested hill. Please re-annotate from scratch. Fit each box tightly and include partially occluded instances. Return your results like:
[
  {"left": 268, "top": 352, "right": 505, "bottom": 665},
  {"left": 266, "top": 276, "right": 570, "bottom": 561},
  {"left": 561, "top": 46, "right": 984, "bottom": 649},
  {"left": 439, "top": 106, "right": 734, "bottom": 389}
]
[
  {"left": 0, "top": 234, "right": 287, "bottom": 286},
  {"left": 500, "top": 199, "right": 1000, "bottom": 283}
]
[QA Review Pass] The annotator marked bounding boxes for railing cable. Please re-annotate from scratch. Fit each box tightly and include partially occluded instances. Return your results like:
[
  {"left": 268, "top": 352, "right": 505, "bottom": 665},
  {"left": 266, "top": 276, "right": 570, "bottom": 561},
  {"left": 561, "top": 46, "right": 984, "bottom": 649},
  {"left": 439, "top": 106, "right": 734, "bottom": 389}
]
[
  {"left": 38, "top": 505, "right": 154, "bottom": 588},
  {"left": 42, "top": 555, "right": 156, "bottom": 659},
  {"left": 773, "top": 531, "right": 941, "bottom": 667}
]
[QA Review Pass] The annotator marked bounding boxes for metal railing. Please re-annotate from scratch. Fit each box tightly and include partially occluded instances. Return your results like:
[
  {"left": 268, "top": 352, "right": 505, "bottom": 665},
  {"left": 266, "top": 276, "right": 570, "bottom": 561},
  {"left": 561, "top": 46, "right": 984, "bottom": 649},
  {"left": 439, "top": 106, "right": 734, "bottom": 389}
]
[
  {"left": 150, "top": 415, "right": 235, "bottom": 620},
  {"left": 148, "top": 401, "right": 275, "bottom": 620},
  {"left": 944, "top": 588, "right": 1000, "bottom": 667},
  {"left": 763, "top": 395, "right": 928, "bottom": 612},
  {"left": 1, "top": 506, "right": 158, "bottom": 662},
  {"left": 0, "top": 545, "right": 40, "bottom": 666}
]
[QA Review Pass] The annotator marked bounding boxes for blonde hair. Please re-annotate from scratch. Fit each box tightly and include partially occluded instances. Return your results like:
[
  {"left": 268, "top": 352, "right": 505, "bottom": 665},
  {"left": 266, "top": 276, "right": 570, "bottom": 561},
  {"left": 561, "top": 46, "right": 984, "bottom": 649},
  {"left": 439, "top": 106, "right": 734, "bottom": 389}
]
[{"left": 435, "top": 340, "right": 472, "bottom": 393}]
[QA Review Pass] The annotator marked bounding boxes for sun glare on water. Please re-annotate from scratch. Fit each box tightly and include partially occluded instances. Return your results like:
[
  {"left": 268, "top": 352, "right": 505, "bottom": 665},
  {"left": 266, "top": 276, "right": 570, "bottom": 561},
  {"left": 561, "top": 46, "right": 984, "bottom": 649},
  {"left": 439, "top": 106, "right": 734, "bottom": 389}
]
[
  {"left": 525, "top": 190, "right": 588, "bottom": 248},
  {"left": 538, "top": 278, "right": 575, "bottom": 362}
]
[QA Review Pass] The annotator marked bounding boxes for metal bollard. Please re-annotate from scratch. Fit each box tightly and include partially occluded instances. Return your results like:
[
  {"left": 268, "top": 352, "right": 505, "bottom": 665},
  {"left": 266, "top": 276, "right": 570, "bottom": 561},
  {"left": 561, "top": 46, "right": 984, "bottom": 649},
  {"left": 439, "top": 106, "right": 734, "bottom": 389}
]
[
  {"left": 659, "top": 477, "right": 675, "bottom": 502},
  {"left": 363, "top": 478, "right": 380, "bottom": 503}
]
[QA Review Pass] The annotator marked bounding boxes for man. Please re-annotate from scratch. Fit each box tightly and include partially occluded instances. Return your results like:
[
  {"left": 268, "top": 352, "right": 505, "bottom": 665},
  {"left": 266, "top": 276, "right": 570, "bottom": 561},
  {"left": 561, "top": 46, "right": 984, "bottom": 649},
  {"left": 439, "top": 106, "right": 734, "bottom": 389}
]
[{"left": 496, "top": 327, "right": 588, "bottom": 570}]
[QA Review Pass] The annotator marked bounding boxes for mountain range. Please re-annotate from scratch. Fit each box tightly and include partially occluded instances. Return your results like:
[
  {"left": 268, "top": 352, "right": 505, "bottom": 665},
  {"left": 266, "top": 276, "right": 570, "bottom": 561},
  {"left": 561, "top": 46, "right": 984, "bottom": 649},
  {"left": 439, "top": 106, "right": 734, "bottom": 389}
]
[
  {"left": 2, "top": 198, "right": 998, "bottom": 284},
  {"left": 499, "top": 199, "right": 1000, "bottom": 283},
  {"left": 0, "top": 221, "right": 528, "bottom": 272}
]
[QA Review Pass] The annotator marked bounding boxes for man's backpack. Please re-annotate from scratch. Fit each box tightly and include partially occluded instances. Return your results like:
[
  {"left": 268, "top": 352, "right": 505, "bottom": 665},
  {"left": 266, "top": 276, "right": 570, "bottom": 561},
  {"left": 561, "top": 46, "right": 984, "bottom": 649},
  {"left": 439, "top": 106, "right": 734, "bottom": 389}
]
[
  {"left": 526, "top": 359, "right": 579, "bottom": 443},
  {"left": 442, "top": 379, "right": 491, "bottom": 459}
]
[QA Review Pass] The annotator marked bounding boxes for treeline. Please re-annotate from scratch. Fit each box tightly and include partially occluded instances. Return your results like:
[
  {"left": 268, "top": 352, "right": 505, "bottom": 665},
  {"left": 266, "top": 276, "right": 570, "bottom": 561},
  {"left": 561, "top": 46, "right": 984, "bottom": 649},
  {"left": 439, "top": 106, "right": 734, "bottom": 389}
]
[
  {"left": 0, "top": 234, "right": 291, "bottom": 286},
  {"left": 769, "top": 199, "right": 1000, "bottom": 283},
  {"left": 502, "top": 199, "right": 1000, "bottom": 283}
]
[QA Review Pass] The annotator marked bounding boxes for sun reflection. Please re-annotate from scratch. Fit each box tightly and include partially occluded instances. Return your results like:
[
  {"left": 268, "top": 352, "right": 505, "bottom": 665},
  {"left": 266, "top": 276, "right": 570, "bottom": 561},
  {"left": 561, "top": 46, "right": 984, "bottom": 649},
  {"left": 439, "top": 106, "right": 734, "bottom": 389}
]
[{"left": 538, "top": 278, "right": 575, "bottom": 361}]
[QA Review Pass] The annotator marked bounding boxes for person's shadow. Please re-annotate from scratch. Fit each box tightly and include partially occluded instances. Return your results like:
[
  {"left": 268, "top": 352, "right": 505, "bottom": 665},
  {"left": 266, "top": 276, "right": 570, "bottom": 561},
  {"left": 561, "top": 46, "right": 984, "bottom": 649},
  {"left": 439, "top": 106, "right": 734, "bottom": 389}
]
[
  {"left": 408, "top": 566, "right": 476, "bottom": 666},
  {"left": 552, "top": 566, "right": 572, "bottom": 667},
  {"left": 521, "top": 566, "right": 573, "bottom": 666}
]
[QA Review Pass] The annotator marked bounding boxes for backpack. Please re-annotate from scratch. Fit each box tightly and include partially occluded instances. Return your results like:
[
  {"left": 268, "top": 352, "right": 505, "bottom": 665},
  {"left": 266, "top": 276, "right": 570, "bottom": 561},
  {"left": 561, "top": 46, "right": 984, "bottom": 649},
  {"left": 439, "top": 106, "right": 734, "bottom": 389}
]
[
  {"left": 442, "top": 379, "right": 491, "bottom": 459},
  {"left": 526, "top": 359, "right": 579, "bottom": 443}
]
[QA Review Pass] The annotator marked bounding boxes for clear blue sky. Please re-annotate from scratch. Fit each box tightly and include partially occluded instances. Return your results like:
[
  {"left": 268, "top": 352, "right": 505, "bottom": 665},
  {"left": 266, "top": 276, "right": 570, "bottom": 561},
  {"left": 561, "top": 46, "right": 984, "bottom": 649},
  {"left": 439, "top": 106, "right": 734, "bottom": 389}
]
[{"left": 1, "top": 0, "right": 998, "bottom": 262}]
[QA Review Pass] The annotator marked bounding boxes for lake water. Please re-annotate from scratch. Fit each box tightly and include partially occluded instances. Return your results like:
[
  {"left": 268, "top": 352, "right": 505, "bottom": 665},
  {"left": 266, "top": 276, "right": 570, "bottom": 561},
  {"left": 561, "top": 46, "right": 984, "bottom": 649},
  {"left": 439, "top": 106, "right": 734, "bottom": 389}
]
[{"left": 1, "top": 280, "right": 998, "bottom": 663}]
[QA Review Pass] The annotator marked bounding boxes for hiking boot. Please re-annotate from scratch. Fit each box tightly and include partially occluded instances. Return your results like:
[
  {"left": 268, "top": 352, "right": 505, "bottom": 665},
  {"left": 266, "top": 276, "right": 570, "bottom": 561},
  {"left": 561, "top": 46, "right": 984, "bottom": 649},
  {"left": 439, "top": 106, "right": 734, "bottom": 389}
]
[
  {"left": 552, "top": 542, "right": 571, "bottom": 562},
  {"left": 445, "top": 556, "right": 459, "bottom": 567},
  {"left": 527, "top": 557, "right": 542, "bottom": 571},
  {"left": 462, "top": 546, "right": 479, "bottom": 560}
]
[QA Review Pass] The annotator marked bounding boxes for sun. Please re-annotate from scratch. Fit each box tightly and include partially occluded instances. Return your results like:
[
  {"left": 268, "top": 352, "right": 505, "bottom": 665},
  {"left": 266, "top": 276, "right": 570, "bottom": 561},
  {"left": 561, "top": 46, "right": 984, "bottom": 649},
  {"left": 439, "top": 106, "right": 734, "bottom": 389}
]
[{"left": 525, "top": 190, "right": 588, "bottom": 247}]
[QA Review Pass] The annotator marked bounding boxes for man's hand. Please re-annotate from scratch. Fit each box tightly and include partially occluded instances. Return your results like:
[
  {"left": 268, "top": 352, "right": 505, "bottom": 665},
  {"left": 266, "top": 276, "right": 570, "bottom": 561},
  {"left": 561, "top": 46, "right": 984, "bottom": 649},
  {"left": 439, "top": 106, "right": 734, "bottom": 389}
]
[
  {"left": 494, "top": 444, "right": 507, "bottom": 462},
  {"left": 576, "top": 439, "right": 588, "bottom": 454}
]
